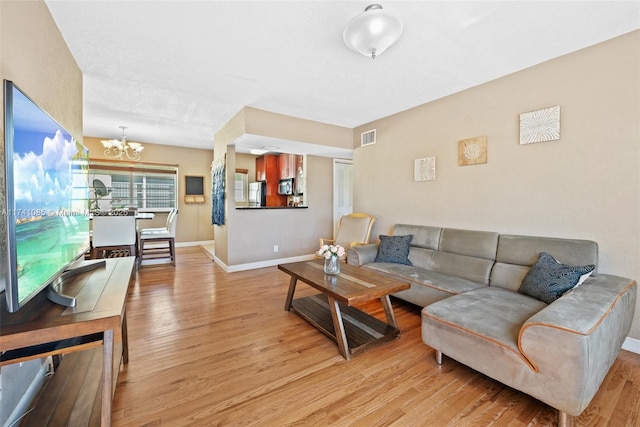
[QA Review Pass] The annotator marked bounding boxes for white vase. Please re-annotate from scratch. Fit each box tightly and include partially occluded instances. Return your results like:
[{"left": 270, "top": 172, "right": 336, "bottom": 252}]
[{"left": 324, "top": 256, "right": 340, "bottom": 275}]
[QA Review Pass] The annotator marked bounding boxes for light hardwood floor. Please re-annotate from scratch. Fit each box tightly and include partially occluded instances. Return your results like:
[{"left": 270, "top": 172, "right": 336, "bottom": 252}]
[{"left": 112, "top": 247, "right": 640, "bottom": 426}]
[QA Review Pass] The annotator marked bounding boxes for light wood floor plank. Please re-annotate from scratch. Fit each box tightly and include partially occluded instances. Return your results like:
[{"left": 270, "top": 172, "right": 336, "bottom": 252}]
[{"left": 111, "top": 247, "right": 640, "bottom": 426}]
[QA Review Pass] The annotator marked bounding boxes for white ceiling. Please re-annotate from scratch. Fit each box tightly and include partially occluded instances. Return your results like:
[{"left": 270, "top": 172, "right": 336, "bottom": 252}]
[{"left": 45, "top": 1, "right": 639, "bottom": 156}]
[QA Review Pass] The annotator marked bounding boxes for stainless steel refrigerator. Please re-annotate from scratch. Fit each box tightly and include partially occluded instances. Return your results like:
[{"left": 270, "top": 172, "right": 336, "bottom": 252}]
[{"left": 248, "top": 181, "right": 266, "bottom": 207}]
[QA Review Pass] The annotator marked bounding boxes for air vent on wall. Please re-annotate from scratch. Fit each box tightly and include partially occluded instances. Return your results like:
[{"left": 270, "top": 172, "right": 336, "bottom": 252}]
[{"left": 361, "top": 129, "right": 376, "bottom": 147}]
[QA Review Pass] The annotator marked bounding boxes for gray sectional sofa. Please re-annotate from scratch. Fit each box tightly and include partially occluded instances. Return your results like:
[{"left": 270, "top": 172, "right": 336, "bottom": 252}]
[{"left": 347, "top": 224, "right": 636, "bottom": 426}]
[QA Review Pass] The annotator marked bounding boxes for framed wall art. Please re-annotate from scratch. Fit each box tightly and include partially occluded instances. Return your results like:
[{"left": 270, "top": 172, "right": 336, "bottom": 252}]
[
  {"left": 414, "top": 157, "right": 436, "bottom": 181},
  {"left": 458, "top": 136, "right": 487, "bottom": 166},
  {"left": 519, "top": 106, "right": 560, "bottom": 144}
]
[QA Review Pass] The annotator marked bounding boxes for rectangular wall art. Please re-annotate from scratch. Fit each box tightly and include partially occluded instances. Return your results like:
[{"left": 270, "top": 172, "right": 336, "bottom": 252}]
[
  {"left": 519, "top": 106, "right": 561, "bottom": 144},
  {"left": 414, "top": 157, "right": 436, "bottom": 181},
  {"left": 458, "top": 136, "right": 487, "bottom": 166}
]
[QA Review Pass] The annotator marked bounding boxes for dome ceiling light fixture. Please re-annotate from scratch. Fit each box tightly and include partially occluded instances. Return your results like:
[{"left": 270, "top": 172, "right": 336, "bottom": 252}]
[
  {"left": 343, "top": 4, "right": 403, "bottom": 59},
  {"left": 101, "top": 126, "right": 144, "bottom": 160}
]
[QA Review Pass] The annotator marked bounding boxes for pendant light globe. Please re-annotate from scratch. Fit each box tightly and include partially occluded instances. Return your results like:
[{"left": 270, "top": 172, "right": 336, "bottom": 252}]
[{"left": 343, "top": 4, "right": 403, "bottom": 59}]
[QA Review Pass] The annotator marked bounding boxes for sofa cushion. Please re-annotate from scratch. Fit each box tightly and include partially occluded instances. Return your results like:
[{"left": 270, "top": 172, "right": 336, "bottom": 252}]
[
  {"left": 491, "top": 235, "right": 599, "bottom": 291},
  {"left": 495, "top": 234, "right": 598, "bottom": 269},
  {"left": 375, "top": 234, "right": 413, "bottom": 265},
  {"left": 518, "top": 252, "right": 596, "bottom": 304},
  {"left": 377, "top": 226, "right": 500, "bottom": 285},
  {"left": 393, "top": 224, "right": 441, "bottom": 250},
  {"left": 430, "top": 251, "right": 496, "bottom": 285},
  {"left": 439, "top": 228, "right": 499, "bottom": 260},
  {"left": 365, "top": 262, "right": 487, "bottom": 294}
]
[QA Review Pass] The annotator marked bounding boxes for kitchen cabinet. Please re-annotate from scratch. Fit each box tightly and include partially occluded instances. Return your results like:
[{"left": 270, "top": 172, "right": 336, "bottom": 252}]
[
  {"left": 278, "top": 153, "right": 302, "bottom": 179},
  {"left": 255, "top": 156, "right": 266, "bottom": 182},
  {"left": 256, "top": 154, "right": 286, "bottom": 207}
]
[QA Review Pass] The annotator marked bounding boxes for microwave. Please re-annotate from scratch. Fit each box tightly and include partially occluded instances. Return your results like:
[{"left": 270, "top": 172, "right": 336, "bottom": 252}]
[{"left": 278, "top": 178, "right": 294, "bottom": 195}]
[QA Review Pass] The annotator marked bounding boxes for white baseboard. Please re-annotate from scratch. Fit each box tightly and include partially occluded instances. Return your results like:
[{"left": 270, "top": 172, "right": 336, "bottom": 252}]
[
  {"left": 212, "top": 254, "right": 316, "bottom": 272},
  {"left": 622, "top": 337, "right": 640, "bottom": 354},
  {"left": 176, "top": 240, "right": 214, "bottom": 248}
]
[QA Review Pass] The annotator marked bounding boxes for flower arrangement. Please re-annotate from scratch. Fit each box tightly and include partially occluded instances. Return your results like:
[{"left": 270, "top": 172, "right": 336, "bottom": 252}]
[{"left": 317, "top": 244, "right": 346, "bottom": 259}]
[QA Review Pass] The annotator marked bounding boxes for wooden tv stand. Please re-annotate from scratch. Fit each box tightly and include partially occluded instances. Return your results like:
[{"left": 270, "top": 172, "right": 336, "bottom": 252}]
[{"left": 0, "top": 257, "right": 135, "bottom": 426}]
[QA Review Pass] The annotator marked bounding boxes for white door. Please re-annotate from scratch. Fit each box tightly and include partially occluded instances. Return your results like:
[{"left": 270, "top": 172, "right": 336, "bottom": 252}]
[{"left": 332, "top": 159, "right": 353, "bottom": 237}]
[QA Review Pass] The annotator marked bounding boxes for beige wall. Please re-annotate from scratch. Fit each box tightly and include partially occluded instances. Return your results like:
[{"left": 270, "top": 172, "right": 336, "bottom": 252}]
[
  {"left": 1, "top": 1, "right": 82, "bottom": 141},
  {"left": 216, "top": 107, "right": 247, "bottom": 147},
  {"left": 84, "top": 137, "right": 214, "bottom": 243},
  {"left": 353, "top": 31, "right": 640, "bottom": 338},
  {"left": 245, "top": 107, "right": 353, "bottom": 150}
]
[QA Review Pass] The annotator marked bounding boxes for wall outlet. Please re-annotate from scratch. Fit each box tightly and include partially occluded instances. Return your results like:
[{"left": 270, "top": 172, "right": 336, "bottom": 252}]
[{"left": 273, "top": 245, "right": 279, "bottom": 253}]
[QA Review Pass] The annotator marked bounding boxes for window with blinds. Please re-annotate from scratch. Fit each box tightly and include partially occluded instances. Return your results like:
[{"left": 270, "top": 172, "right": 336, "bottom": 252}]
[{"left": 89, "top": 160, "right": 178, "bottom": 211}]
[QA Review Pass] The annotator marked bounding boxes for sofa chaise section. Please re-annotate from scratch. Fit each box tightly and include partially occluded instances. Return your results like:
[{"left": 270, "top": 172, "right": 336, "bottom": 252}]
[{"left": 423, "top": 272, "right": 635, "bottom": 421}]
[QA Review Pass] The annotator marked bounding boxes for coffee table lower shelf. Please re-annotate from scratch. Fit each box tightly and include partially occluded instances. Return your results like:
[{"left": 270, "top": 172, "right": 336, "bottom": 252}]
[{"left": 290, "top": 293, "right": 400, "bottom": 356}]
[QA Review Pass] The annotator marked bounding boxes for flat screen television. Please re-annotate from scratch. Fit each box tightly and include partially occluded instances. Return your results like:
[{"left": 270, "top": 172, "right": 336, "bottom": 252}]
[{"left": 1, "top": 80, "right": 95, "bottom": 313}]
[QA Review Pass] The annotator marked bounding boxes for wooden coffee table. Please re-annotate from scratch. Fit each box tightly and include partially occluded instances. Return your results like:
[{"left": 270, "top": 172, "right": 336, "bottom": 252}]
[{"left": 279, "top": 260, "right": 410, "bottom": 360}]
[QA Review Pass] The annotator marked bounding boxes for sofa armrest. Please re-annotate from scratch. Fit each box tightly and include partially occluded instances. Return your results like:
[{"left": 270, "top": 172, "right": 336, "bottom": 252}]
[
  {"left": 346, "top": 243, "right": 379, "bottom": 266},
  {"left": 518, "top": 274, "right": 636, "bottom": 415}
]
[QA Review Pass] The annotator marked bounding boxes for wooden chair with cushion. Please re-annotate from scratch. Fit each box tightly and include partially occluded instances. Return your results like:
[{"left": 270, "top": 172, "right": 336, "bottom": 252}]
[
  {"left": 138, "top": 208, "right": 178, "bottom": 267},
  {"left": 319, "top": 212, "right": 376, "bottom": 250}
]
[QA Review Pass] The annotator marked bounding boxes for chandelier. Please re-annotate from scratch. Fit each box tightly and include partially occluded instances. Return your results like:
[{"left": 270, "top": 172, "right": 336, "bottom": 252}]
[
  {"left": 343, "top": 4, "right": 403, "bottom": 59},
  {"left": 101, "top": 126, "right": 144, "bottom": 160}
]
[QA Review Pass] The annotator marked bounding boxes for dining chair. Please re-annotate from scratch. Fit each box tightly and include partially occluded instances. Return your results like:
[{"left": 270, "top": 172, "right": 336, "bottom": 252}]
[
  {"left": 91, "top": 215, "right": 137, "bottom": 259},
  {"left": 138, "top": 208, "right": 178, "bottom": 267}
]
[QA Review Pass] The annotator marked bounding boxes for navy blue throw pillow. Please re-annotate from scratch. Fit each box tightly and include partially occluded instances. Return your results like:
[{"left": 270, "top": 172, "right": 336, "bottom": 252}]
[
  {"left": 375, "top": 234, "right": 413, "bottom": 265},
  {"left": 518, "top": 252, "right": 595, "bottom": 304}
]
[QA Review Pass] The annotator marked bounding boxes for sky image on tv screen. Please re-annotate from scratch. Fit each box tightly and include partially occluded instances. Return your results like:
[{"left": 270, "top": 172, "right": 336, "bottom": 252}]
[{"left": 12, "top": 87, "right": 89, "bottom": 302}]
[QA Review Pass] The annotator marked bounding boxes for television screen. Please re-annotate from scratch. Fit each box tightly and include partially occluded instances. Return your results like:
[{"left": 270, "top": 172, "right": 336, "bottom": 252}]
[
  {"left": 185, "top": 175, "right": 204, "bottom": 195},
  {"left": 2, "top": 80, "right": 90, "bottom": 312}
]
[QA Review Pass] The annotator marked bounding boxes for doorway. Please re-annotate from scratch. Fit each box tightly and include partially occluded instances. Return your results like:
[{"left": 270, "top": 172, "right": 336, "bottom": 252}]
[{"left": 332, "top": 159, "right": 353, "bottom": 236}]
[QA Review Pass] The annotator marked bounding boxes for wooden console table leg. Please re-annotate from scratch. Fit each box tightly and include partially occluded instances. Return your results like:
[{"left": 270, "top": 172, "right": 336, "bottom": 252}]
[
  {"left": 102, "top": 329, "right": 114, "bottom": 426},
  {"left": 380, "top": 295, "right": 398, "bottom": 329},
  {"left": 122, "top": 311, "right": 129, "bottom": 364},
  {"left": 327, "top": 296, "right": 350, "bottom": 360},
  {"left": 284, "top": 276, "right": 298, "bottom": 311}
]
